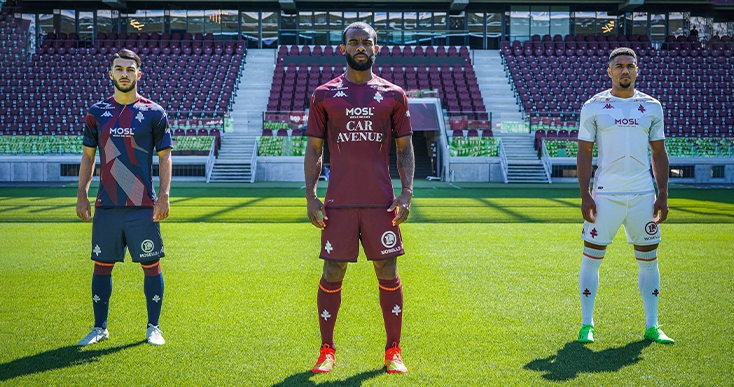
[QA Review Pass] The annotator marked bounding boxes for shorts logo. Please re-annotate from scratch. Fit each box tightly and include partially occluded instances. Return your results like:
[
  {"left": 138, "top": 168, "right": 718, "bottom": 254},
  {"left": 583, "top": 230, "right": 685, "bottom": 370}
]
[
  {"left": 381, "top": 231, "right": 397, "bottom": 248},
  {"left": 645, "top": 222, "right": 658, "bottom": 235},
  {"left": 141, "top": 239, "right": 155, "bottom": 253},
  {"left": 325, "top": 241, "right": 333, "bottom": 254}
]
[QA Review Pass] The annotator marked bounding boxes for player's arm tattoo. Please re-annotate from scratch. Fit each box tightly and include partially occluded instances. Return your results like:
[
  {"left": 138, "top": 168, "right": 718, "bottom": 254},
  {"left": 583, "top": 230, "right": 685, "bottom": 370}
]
[{"left": 396, "top": 136, "right": 415, "bottom": 192}]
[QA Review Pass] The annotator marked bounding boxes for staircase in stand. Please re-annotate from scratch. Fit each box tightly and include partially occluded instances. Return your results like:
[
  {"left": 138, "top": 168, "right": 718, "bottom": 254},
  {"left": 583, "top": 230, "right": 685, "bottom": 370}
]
[
  {"left": 499, "top": 134, "right": 550, "bottom": 183},
  {"left": 208, "top": 132, "right": 257, "bottom": 182},
  {"left": 208, "top": 49, "right": 274, "bottom": 183}
]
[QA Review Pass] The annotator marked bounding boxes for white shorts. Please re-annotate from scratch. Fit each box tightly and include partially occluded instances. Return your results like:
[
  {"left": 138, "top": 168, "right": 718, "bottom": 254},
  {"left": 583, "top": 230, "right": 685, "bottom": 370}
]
[{"left": 581, "top": 193, "right": 661, "bottom": 246}]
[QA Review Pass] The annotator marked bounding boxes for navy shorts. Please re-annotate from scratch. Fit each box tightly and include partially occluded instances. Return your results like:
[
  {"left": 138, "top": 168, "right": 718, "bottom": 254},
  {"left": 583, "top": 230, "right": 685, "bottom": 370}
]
[
  {"left": 319, "top": 207, "right": 405, "bottom": 262},
  {"left": 90, "top": 207, "right": 165, "bottom": 263}
]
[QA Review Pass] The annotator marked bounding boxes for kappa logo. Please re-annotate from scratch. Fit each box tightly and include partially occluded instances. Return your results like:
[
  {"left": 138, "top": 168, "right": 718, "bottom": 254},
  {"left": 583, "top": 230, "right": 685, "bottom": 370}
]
[
  {"left": 374, "top": 92, "right": 383, "bottom": 102},
  {"left": 334, "top": 90, "right": 347, "bottom": 98},
  {"left": 603, "top": 104, "right": 614, "bottom": 109},
  {"left": 638, "top": 104, "right": 646, "bottom": 113},
  {"left": 101, "top": 111, "right": 113, "bottom": 117}
]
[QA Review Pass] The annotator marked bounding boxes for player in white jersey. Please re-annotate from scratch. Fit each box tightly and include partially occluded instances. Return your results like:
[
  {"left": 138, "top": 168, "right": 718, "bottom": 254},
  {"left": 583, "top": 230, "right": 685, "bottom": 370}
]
[{"left": 576, "top": 47, "right": 674, "bottom": 344}]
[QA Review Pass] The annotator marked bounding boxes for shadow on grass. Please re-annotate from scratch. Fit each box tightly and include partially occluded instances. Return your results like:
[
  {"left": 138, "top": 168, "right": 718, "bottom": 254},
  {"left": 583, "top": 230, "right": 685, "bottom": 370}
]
[
  {"left": 270, "top": 369, "right": 384, "bottom": 387},
  {"left": 0, "top": 341, "right": 145, "bottom": 382},
  {"left": 524, "top": 340, "right": 652, "bottom": 381}
]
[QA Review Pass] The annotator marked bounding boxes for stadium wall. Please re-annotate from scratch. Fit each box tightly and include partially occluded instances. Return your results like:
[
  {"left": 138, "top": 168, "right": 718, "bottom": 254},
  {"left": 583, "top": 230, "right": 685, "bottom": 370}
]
[
  {"left": 0, "top": 157, "right": 210, "bottom": 182},
  {"left": 447, "top": 157, "right": 504, "bottom": 182},
  {"left": 255, "top": 156, "right": 303, "bottom": 182},
  {"left": 548, "top": 158, "right": 734, "bottom": 184}
]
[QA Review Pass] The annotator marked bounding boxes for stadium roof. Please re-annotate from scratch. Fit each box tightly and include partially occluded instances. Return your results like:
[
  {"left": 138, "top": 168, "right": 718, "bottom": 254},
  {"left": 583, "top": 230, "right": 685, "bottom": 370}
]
[{"left": 17, "top": 0, "right": 728, "bottom": 10}]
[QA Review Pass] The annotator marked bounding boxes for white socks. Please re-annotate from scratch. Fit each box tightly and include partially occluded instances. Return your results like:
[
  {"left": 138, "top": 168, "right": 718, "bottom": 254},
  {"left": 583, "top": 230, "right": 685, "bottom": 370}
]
[
  {"left": 636, "top": 249, "right": 660, "bottom": 329},
  {"left": 579, "top": 246, "right": 605, "bottom": 326}
]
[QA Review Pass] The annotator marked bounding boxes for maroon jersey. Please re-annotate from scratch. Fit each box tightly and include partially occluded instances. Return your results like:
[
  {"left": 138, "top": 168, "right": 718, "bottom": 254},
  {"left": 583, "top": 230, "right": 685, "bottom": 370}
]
[{"left": 307, "top": 75, "right": 413, "bottom": 208}]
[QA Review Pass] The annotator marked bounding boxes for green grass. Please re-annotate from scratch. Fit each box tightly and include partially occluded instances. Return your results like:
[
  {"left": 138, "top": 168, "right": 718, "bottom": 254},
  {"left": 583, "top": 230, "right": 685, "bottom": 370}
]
[{"left": 1, "top": 182, "right": 733, "bottom": 386}]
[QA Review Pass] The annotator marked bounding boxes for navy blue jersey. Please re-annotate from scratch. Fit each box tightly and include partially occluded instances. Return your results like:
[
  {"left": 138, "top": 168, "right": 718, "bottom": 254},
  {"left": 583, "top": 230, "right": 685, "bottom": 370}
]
[{"left": 83, "top": 96, "right": 172, "bottom": 207}]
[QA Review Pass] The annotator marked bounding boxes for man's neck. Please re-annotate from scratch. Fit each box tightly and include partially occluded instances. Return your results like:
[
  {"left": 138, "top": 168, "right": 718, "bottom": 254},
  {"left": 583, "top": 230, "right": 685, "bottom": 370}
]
[
  {"left": 610, "top": 86, "right": 635, "bottom": 99},
  {"left": 114, "top": 90, "right": 140, "bottom": 105},
  {"left": 343, "top": 69, "right": 373, "bottom": 85}
]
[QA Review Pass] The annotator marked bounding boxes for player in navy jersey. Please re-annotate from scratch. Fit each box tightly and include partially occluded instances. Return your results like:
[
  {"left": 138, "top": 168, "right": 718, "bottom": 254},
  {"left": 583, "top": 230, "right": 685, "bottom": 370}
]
[
  {"left": 76, "top": 49, "right": 172, "bottom": 346},
  {"left": 576, "top": 47, "right": 673, "bottom": 344},
  {"left": 305, "top": 22, "right": 415, "bottom": 374}
]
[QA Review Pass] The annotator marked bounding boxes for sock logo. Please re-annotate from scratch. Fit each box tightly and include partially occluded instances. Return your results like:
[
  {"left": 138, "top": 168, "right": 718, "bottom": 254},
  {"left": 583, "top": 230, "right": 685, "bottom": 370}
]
[
  {"left": 652, "top": 289, "right": 659, "bottom": 297},
  {"left": 582, "top": 288, "right": 591, "bottom": 297},
  {"left": 392, "top": 305, "right": 402, "bottom": 316},
  {"left": 320, "top": 309, "right": 332, "bottom": 321},
  {"left": 93, "top": 294, "right": 101, "bottom": 303},
  {"left": 152, "top": 295, "right": 161, "bottom": 303}
]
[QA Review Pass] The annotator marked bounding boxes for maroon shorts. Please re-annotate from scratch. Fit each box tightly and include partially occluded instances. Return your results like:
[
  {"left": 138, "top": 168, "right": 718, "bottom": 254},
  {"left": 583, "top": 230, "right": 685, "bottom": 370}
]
[{"left": 320, "top": 207, "right": 405, "bottom": 262}]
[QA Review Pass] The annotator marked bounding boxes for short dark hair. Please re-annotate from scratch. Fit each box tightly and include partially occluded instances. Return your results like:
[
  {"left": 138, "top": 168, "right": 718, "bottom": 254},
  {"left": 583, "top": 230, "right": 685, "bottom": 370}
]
[
  {"left": 110, "top": 49, "right": 142, "bottom": 70},
  {"left": 342, "top": 22, "right": 377, "bottom": 45},
  {"left": 608, "top": 47, "right": 637, "bottom": 64}
]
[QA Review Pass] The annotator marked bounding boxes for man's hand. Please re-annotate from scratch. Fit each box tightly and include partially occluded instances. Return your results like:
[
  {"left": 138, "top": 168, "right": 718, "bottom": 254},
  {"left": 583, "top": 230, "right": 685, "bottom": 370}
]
[
  {"left": 388, "top": 193, "right": 411, "bottom": 226},
  {"left": 653, "top": 193, "right": 669, "bottom": 224},
  {"left": 307, "top": 197, "right": 327, "bottom": 229},
  {"left": 76, "top": 196, "right": 92, "bottom": 223},
  {"left": 580, "top": 193, "right": 596, "bottom": 223},
  {"left": 154, "top": 193, "right": 170, "bottom": 222}
]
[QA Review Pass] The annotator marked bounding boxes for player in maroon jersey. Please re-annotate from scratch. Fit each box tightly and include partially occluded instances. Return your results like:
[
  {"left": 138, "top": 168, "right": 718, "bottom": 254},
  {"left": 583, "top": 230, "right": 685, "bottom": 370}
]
[{"left": 305, "top": 22, "right": 415, "bottom": 374}]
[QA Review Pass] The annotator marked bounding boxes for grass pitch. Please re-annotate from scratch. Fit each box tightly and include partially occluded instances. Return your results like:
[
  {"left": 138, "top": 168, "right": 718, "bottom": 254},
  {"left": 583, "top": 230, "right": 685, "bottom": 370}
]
[{"left": 0, "top": 181, "right": 732, "bottom": 386}]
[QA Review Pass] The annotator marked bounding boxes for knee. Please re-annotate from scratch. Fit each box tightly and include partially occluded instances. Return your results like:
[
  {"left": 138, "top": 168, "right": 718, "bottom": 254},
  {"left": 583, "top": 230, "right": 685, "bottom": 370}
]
[
  {"left": 373, "top": 258, "right": 398, "bottom": 280},
  {"left": 634, "top": 244, "right": 658, "bottom": 253},
  {"left": 141, "top": 260, "right": 162, "bottom": 276},
  {"left": 322, "top": 261, "right": 347, "bottom": 282}
]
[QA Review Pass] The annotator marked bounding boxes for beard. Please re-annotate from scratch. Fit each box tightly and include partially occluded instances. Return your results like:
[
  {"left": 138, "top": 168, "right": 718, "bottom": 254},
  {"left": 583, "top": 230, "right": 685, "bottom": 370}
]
[
  {"left": 619, "top": 79, "right": 632, "bottom": 89},
  {"left": 345, "top": 52, "right": 375, "bottom": 71},
  {"left": 112, "top": 78, "right": 136, "bottom": 93}
]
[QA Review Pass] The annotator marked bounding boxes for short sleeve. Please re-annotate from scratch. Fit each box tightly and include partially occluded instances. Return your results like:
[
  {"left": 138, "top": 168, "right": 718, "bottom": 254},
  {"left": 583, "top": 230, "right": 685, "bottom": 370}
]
[
  {"left": 649, "top": 102, "right": 665, "bottom": 141},
  {"left": 577, "top": 101, "right": 596, "bottom": 142},
  {"left": 306, "top": 90, "right": 327, "bottom": 138},
  {"left": 392, "top": 88, "right": 413, "bottom": 138},
  {"left": 82, "top": 111, "right": 99, "bottom": 148},
  {"left": 153, "top": 110, "right": 172, "bottom": 152}
]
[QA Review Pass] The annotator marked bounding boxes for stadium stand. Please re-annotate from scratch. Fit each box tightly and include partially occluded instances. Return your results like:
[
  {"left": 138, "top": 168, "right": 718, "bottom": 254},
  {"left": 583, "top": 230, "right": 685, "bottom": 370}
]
[
  {"left": 266, "top": 45, "right": 485, "bottom": 116},
  {"left": 0, "top": 10, "right": 243, "bottom": 156},
  {"left": 502, "top": 33, "right": 734, "bottom": 156}
]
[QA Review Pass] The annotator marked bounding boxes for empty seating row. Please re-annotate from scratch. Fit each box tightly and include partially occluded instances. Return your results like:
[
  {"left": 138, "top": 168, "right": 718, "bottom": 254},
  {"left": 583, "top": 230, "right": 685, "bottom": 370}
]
[
  {"left": 542, "top": 137, "right": 734, "bottom": 158},
  {"left": 448, "top": 136, "right": 500, "bottom": 157},
  {"left": 504, "top": 38, "right": 734, "bottom": 134},
  {"left": 267, "top": 58, "right": 486, "bottom": 117},
  {"left": 277, "top": 44, "right": 470, "bottom": 58},
  {"left": 257, "top": 136, "right": 307, "bottom": 157}
]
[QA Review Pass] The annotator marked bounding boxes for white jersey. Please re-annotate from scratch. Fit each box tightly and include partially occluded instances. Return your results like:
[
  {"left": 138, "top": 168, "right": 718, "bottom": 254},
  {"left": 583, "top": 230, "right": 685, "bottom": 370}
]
[{"left": 578, "top": 89, "right": 664, "bottom": 195}]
